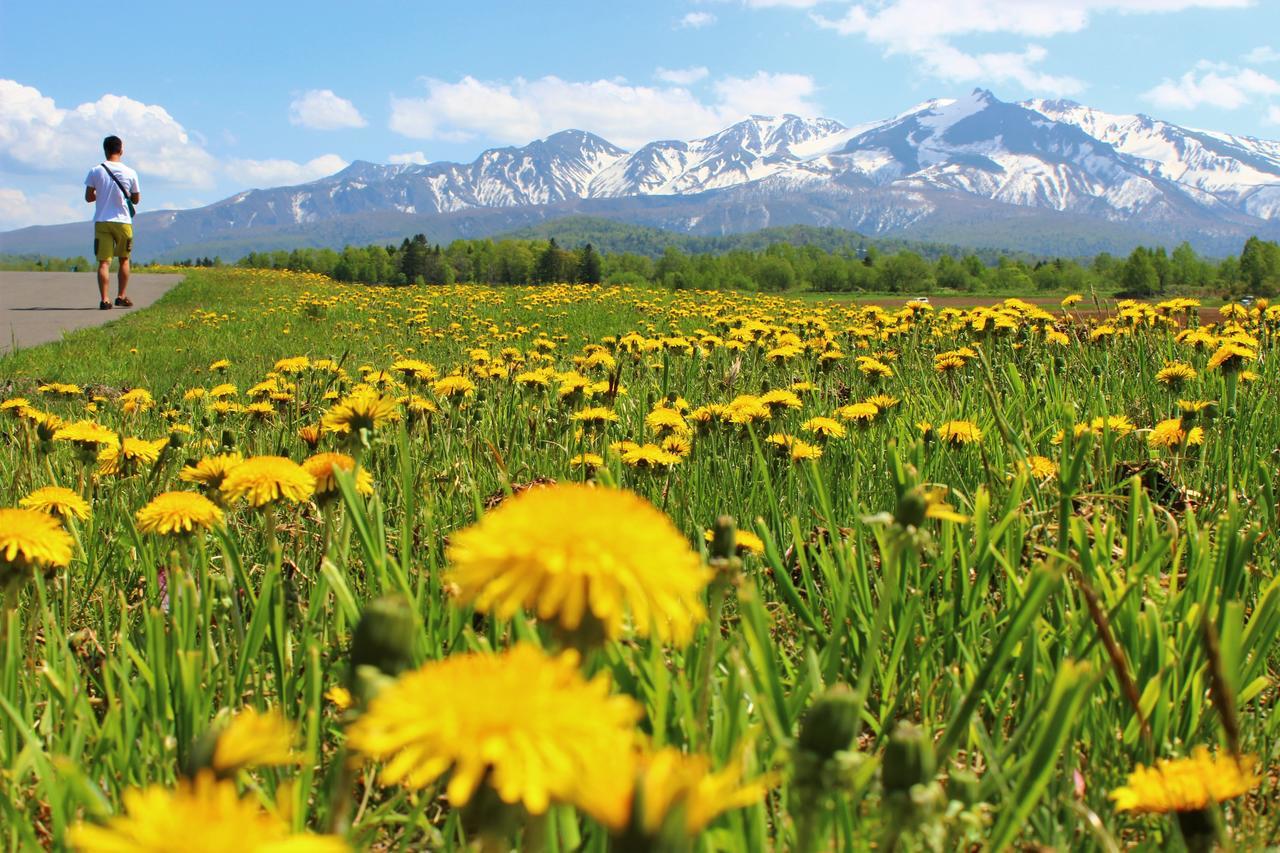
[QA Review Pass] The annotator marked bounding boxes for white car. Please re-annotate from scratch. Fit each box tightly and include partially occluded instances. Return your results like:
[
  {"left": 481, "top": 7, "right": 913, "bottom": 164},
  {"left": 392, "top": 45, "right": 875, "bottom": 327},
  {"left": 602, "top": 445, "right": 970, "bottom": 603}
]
[{"left": 910, "top": 296, "right": 930, "bottom": 304}]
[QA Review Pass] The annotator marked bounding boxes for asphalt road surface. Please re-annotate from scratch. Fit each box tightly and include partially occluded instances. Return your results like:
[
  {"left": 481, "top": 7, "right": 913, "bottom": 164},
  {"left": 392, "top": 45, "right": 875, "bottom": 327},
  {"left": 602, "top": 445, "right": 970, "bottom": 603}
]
[{"left": 0, "top": 271, "right": 184, "bottom": 353}]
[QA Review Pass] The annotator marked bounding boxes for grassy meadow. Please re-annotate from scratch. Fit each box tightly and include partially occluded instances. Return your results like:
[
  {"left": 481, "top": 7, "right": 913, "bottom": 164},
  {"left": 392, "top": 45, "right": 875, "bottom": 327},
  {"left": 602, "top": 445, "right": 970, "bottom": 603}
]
[{"left": 1, "top": 267, "right": 1277, "bottom": 851}]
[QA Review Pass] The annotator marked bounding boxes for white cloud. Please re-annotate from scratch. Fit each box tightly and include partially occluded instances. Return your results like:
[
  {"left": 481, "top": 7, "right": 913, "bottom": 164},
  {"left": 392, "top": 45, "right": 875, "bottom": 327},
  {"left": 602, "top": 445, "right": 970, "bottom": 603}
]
[
  {"left": 1243, "top": 46, "right": 1280, "bottom": 65},
  {"left": 656, "top": 66, "right": 711, "bottom": 85},
  {"left": 288, "top": 89, "right": 367, "bottom": 130},
  {"left": 0, "top": 79, "right": 217, "bottom": 187},
  {"left": 0, "top": 186, "right": 84, "bottom": 229},
  {"left": 712, "top": 72, "right": 822, "bottom": 118},
  {"left": 1267, "top": 104, "right": 1280, "bottom": 124},
  {"left": 389, "top": 72, "right": 821, "bottom": 148},
  {"left": 677, "top": 11, "right": 716, "bottom": 28},
  {"left": 804, "top": 1, "right": 1250, "bottom": 94},
  {"left": 225, "top": 154, "right": 349, "bottom": 187},
  {"left": 388, "top": 151, "right": 430, "bottom": 165},
  {"left": 1144, "top": 65, "right": 1280, "bottom": 110}
]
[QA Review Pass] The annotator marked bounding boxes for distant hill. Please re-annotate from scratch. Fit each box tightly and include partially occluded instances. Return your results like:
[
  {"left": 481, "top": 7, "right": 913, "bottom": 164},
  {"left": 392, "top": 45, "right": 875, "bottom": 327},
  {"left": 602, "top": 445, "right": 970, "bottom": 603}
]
[
  {"left": 494, "top": 218, "right": 1039, "bottom": 264},
  {"left": 4, "top": 89, "right": 1279, "bottom": 260}
]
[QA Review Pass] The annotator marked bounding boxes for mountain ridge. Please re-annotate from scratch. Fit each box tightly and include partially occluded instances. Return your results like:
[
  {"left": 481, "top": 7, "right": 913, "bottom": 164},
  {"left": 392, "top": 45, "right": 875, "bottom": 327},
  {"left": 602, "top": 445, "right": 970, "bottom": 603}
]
[{"left": 5, "top": 89, "right": 1279, "bottom": 260}]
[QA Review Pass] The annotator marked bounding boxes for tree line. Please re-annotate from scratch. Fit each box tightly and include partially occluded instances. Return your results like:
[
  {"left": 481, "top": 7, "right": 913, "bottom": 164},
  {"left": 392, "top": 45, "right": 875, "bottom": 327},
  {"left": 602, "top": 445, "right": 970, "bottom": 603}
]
[{"left": 236, "top": 233, "right": 1280, "bottom": 297}]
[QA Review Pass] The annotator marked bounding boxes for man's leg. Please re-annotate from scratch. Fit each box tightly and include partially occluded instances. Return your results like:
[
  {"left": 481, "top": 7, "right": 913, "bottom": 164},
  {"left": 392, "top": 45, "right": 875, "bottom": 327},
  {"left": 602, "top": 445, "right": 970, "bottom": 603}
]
[
  {"left": 97, "top": 260, "right": 110, "bottom": 303},
  {"left": 94, "top": 223, "right": 111, "bottom": 305},
  {"left": 118, "top": 258, "right": 130, "bottom": 300}
]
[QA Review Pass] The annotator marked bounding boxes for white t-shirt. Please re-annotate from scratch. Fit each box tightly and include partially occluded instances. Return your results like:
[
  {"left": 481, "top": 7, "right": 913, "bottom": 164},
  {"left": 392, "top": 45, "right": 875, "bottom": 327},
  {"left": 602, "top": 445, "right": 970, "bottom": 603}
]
[{"left": 85, "top": 163, "right": 140, "bottom": 223}]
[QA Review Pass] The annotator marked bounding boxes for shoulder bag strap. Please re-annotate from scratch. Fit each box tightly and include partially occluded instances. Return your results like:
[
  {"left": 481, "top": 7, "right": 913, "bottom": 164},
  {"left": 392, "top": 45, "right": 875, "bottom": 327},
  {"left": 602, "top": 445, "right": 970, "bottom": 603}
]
[{"left": 100, "top": 162, "right": 136, "bottom": 217}]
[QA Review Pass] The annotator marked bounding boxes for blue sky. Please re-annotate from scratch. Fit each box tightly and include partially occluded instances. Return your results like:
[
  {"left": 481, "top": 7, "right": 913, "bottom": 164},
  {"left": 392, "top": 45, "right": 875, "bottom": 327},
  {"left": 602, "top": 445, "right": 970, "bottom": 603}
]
[{"left": 3, "top": 0, "right": 1279, "bottom": 229}]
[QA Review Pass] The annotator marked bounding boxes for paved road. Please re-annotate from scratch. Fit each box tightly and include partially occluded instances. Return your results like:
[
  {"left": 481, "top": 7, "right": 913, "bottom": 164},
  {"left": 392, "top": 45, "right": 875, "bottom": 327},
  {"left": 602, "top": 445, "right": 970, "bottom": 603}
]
[{"left": 0, "top": 271, "right": 184, "bottom": 353}]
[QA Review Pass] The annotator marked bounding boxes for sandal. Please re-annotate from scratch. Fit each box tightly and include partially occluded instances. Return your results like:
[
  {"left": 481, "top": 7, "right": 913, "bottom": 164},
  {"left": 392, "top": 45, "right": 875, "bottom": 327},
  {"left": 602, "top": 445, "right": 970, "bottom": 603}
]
[
  {"left": 115, "top": 297, "right": 134, "bottom": 307},
  {"left": 99, "top": 301, "right": 113, "bottom": 311}
]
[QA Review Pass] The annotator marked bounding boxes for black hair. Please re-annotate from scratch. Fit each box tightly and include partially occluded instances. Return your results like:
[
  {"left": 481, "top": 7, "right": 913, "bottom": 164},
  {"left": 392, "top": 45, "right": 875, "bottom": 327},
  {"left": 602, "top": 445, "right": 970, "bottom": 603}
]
[{"left": 103, "top": 136, "right": 123, "bottom": 157}]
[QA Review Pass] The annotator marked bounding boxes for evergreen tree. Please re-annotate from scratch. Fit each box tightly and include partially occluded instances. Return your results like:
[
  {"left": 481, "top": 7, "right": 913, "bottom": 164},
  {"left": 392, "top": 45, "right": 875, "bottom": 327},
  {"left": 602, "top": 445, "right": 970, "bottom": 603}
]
[{"left": 578, "top": 243, "right": 603, "bottom": 284}]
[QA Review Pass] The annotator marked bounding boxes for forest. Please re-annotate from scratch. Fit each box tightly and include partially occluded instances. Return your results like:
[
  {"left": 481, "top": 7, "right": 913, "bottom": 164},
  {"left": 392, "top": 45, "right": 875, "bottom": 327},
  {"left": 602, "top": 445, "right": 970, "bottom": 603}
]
[{"left": 234, "top": 232, "right": 1280, "bottom": 297}]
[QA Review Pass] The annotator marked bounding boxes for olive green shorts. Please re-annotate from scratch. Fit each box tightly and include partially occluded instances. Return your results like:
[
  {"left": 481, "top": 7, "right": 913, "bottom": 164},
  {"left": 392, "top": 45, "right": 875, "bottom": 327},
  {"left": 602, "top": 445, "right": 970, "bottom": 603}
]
[{"left": 94, "top": 222, "right": 133, "bottom": 261}]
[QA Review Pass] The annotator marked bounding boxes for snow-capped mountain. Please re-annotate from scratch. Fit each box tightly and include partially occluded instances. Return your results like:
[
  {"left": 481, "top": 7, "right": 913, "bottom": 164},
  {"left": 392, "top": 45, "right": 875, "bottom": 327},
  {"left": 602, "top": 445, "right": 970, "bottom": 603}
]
[
  {"left": 1024, "top": 97, "right": 1280, "bottom": 219},
  {"left": 5, "top": 90, "right": 1279, "bottom": 259}
]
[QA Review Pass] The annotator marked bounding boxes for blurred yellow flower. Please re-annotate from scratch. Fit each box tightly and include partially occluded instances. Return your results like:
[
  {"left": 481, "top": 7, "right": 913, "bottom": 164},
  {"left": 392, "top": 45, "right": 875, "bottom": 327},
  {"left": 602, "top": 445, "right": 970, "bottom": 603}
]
[
  {"left": 68, "top": 772, "right": 346, "bottom": 853},
  {"left": 1110, "top": 748, "right": 1260, "bottom": 814},
  {"left": 346, "top": 645, "right": 639, "bottom": 824}
]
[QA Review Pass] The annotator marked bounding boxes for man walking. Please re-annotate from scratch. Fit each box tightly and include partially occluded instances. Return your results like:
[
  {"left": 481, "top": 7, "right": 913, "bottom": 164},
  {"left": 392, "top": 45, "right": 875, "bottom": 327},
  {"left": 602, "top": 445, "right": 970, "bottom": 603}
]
[{"left": 84, "top": 136, "right": 140, "bottom": 310}]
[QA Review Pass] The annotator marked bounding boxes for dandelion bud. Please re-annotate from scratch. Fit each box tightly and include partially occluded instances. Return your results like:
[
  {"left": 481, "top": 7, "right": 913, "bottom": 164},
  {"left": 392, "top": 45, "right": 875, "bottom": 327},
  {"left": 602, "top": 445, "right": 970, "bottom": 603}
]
[
  {"left": 893, "top": 487, "right": 929, "bottom": 530},
  {"left": 349, "top": 595, "right": 416, "bottom": 699},
  {"left": 882, "top": 721, "right": 936, "bottom": 796},
  {"left": 709, "top": 516, "right": 737, "bottom": 562},
  {"left": 797, "top": 685, "right": 859, "bottom": 762},
  {"left": 180, "top": 727, "right": 221, "bottom": 780}
]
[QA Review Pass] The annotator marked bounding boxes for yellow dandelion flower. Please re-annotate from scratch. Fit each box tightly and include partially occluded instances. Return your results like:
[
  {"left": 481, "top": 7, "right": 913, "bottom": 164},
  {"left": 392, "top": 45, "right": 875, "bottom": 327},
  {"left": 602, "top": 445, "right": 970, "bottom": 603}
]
[
  {"left": 765, "top": 433, "right": 822, "bottom": 462},
  {"left": 20, "top": 486, "right": 90, "bottom": 522},
  {"left": 703, "top": 528, "right": 765, "bottom": 557},
  {"left": 446, "top": 484, "right": 710, "bottom": 644},
  {"left": 856, "top": 356, "right": 893, "bottom": 379},
  {"left": 759, "top": 389, "right": 803, "bottom": 411},
  {"left": 325, "top": 686, "right": 353, "bottom": 711},
  {"left": 937, "top": 420, "right": 983, "bottom": 446},
  {"left": 0, "top": 508, "right": 74, "bottom": 575},
  {"left": 1156, "top": 362, "right": 1197, "bottom": 387},
  {"left": 864, "top": 394, "right": 899, "bottom": 411},
  {"left": 1207, "top": 342, "right": 1256, "bottom": 372},
  {"left": 627, "top": 747, "right": 773, "bottom": 836},
  {"left": 1148, "top": 418, "right": 1204, "bottom": 450},
  {"left": 802, "top": 416, "right": 846, "bottom": 439},
  {"left": 570, "top": 452, "right": 605, "bottom": 470},
  {"left": 572, "top": 407, "right": 620, "bottom": 426},
  {"left": 726, "top": 395, "right": 771, "bottom": 425},
  {"left": 119, "top": 388, "right": 155, "bottom": 414},
  {"left": 661, "top": 434, "right": 693, "bottom": 457},
  {"left": 320, "top": 391, "right": 399, "bottom": 435},
  {"left": 53, "top": 420, "right": 119, "bottom": 452},
  {"left": 346, "top": 645, "right": 639, "bottom": 825},
  {"left": 836, "top": 402, "right": 879, "bottom": 423},
  {"left": 1110, "top": 748, "right": 1260, "bottom": 814},
  {"left": 68, "top": 772, "right": 347, "bottom": 853},
  {"left": 645, "top": 407, "right": 690, "bottom": 436},
  {"left": 135, "top": 492, "right": 224, "bottom": 536},
  {"left": 272, "top": 356, "right": 311, "bottom": 374},
  {"left": 1018, "top": 455, "right": 1059, "bottom": 479},
  {"left": 180, "top": 453, "right": 244, "bottom": 492},
  {"left": 622, "top": 443, "right": 681, "bottom": 470},
  {"left": 97, "top": 437, "right": 168, "bottom": 477},
  {"left": 302, "top": 452, "right": 374, "bottom": 498},
  {"left": 212, "top": 708, "right": 299, "bottom": 774},
  {"left": 297, "top": 424, "right": 323, "bottom": 448},
  {"left": 0, "top": 397, "right": 33, "bottom": 419},
  {"left": 219, "top": 456, "right": 316, "bottom": 508},
  {"left": 432, "top": 374, "right": 476, "bottom": 399}
]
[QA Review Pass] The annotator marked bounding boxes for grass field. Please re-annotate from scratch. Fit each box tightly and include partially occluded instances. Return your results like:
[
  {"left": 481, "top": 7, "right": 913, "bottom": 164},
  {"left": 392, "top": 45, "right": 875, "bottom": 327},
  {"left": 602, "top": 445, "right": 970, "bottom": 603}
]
[{"left": 1, "top": 268, "right": 1277, "bottom": 851}]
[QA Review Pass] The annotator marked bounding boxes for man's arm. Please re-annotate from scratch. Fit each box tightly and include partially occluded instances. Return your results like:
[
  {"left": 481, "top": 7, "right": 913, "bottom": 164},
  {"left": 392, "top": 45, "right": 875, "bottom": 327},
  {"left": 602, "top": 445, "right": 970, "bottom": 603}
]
[{"left": 85, "top": 186, "right": 96, "bottom": 203}]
